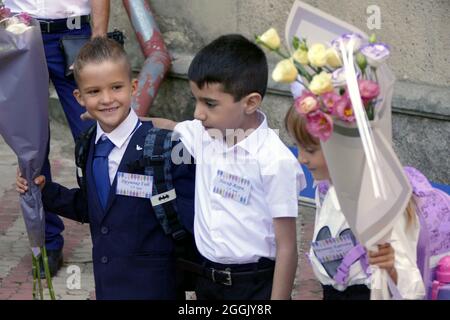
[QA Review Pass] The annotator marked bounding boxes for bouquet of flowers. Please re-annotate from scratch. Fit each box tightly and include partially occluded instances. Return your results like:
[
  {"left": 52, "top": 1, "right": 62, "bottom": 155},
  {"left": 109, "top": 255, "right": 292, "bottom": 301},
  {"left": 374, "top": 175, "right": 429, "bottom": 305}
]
[
  {"left": 0, "top": 3, "right": 32, "bottom": 33},
  {"left": 258, "top": 1, "right": 413, "bottom": 300},
  {"left": 256, "top": 28, "right": 390, "bottom": 141},
  {"left": 0, "top": 1, "right": 55, "bottom": 300}
]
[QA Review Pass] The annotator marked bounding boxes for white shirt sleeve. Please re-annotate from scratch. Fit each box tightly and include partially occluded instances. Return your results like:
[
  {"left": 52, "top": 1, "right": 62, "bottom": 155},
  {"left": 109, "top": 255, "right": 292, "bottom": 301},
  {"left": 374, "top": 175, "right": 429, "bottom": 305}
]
[
  {"left": 174, "top": 120, "right": 202, "bottom": 159},
  {"left": 390, "top": 213, "right": 426, "bottom": 300},
  {"left": 261, "top": 157, "right": 305, "bottom": 218}
]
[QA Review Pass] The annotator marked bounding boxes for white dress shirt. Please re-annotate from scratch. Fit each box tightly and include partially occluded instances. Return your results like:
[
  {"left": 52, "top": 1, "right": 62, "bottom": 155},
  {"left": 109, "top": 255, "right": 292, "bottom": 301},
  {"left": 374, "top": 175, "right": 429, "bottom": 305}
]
[
  {"left": 95, "top": 109, "right": 141, "bottom": 185},
  {"left": 175, "top": 111, "right": 306, "bottom": 264},
  {"left": 309, "top": 185, "right": 425, "bottom": 299},
  {"left": 4, "top": 0, "right": 91, "bottom": 19}
]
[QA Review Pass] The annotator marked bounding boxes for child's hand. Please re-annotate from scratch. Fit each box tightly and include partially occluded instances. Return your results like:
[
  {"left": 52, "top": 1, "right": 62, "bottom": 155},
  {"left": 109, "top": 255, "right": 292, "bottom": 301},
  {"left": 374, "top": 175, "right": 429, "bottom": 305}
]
[
  {"left": 144, "top": 117, "right": 177, "bottom": 130},
  {"left": 16, "top": 168, "right": 46, "bottom": 194},
  {"left": 368, "top": 243, "right": 397, "bottom": 281}
]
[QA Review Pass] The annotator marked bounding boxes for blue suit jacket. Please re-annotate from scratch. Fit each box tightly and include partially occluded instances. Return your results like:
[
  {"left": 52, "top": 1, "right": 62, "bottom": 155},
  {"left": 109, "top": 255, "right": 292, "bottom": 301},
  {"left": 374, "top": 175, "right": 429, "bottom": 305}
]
[{"left": 42, "top": 121, "right": 195, "bottom": 299}]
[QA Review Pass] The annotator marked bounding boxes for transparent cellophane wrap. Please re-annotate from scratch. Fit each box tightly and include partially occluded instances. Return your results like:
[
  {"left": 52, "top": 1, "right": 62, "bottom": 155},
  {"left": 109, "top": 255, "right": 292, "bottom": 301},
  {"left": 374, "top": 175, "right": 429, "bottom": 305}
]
[{"left": 286, "top": 1, "right": 412, "bottom": 299}]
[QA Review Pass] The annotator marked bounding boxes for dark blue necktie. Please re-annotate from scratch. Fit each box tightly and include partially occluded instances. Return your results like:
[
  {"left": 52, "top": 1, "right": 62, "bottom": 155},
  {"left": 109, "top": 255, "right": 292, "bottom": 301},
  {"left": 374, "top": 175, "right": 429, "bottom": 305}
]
[{"left": 93, "top": 136, "right": 115, "bottom": 209}]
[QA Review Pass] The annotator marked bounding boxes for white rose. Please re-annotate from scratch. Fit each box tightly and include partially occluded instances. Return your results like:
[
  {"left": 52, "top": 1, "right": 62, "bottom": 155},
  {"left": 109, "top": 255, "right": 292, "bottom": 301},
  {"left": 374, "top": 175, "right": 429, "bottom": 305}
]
[
  {"left": 308, "top": 44, "right": 328, "bottom": 67},
  {"left": 6, "top": 23, "right": 31, "bottom": 34},
  {"left": 258, "top": 28, "right": 281, "bottom": 50},
  {"left": 272, "top": 59, "right": 298, "bottom": 83}
]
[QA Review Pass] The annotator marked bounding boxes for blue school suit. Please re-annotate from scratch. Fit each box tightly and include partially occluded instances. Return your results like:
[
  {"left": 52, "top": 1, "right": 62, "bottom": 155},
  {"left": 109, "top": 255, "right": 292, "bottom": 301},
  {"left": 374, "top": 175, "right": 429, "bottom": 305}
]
[{"left": 41, "top": 122, "right": 195, "bottom": 300}]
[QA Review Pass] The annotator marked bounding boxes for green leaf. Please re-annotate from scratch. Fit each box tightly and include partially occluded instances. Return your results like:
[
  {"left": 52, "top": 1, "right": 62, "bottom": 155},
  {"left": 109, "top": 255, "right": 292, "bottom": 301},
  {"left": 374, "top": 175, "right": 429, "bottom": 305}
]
[
  {"left": 301, "top": 38, "right": 309, "bottom": 51},
  {"left": 292, "top": 36, "right": 300, "bottom": 50}
]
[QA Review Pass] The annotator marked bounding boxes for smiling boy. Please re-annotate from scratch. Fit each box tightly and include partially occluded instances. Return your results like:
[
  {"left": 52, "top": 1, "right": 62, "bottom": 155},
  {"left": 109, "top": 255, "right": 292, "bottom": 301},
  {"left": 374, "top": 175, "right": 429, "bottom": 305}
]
[{"left": 16, "top": 37, "right": 195, "bottom": 299}]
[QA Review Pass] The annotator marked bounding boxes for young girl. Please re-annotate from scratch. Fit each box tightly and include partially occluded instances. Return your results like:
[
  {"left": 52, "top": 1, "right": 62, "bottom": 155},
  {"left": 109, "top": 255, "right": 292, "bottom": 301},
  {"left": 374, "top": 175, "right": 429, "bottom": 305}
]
[{"left": 285, "top": 106, "right": 425, "bottom": 300}]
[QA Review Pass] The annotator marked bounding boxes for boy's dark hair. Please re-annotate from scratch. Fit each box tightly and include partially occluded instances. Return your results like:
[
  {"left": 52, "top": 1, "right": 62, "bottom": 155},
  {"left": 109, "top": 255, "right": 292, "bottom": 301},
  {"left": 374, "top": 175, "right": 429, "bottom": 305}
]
[
  {"left": 73, "top": 36, "right": 131, "bottom": 84},
  {"left": 188, "top": 34, "right": 268, "bottom": 101}
]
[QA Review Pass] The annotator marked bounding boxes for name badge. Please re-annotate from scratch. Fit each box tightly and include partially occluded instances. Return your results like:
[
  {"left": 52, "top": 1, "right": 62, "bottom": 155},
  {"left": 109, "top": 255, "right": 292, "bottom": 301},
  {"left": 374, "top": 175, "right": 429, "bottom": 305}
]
[
  {"left": 116, "top": 172, "right": 153, "bottom": 199},
  {"left": 212, "top": 170, "right": 251, "bottom": 205},
  {"left": 311, "top": 234, "right": 355, "bottom": 263}
]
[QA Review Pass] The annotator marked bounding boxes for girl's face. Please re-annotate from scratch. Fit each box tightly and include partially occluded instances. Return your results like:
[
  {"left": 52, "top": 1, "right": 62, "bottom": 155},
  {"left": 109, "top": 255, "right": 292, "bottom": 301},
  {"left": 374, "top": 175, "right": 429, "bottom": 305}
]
[{"left": 296, "top": 142, "right": 330, "bottom": 181}]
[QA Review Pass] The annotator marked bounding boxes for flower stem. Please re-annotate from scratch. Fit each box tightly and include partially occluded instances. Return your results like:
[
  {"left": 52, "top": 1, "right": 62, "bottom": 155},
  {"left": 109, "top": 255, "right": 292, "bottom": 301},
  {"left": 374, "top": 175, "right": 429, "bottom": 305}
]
[
  {"left": 371, "top": 67, "right": 379, "bottom": 84},
  {"left": 293, "top": 60, "right": 313, "bottom": 83},
  {"left": 32, "top": 255, "right": 38, "bottom": 300},
  {"left": 35, "top": 255, "right": 44, "bottom": 300},
  {"left": 42, "top": 246, "right": 56, "bottom": 300}
]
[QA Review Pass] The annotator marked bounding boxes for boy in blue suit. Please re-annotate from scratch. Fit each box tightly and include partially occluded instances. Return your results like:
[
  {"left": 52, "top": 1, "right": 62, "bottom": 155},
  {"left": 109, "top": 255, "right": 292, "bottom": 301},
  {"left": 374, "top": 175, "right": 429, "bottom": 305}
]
[{"left": 16, "top": 37, "right": 195, "bottom": 300}]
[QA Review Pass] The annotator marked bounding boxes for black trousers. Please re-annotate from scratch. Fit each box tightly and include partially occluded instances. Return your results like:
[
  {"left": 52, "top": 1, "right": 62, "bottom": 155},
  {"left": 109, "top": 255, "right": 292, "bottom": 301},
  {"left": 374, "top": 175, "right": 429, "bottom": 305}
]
[
  {"left": 195, "top": 258, "right": 275, "bottom": 300},
  {"left": 322, "top": 284, "right": 371, "bottom": 300}
]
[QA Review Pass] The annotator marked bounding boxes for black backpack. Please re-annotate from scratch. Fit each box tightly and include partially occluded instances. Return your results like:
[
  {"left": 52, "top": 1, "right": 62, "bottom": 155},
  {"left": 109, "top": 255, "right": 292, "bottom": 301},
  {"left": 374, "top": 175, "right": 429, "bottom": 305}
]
[{"left": 74, "top": 124, "right": 199, "bottom": 297}]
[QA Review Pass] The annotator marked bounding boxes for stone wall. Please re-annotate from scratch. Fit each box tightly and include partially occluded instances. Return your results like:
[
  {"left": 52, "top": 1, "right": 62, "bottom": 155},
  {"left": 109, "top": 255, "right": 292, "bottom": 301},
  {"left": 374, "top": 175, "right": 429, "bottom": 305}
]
[{"left": 51, "top": 0, "right": 449, "bottom": 184}]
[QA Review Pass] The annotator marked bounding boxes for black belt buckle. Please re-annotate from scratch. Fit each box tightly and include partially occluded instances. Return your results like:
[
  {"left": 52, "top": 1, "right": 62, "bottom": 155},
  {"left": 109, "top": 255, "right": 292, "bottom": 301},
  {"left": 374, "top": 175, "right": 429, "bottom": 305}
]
[
  {"left": 211, "top": 268, "right": 232, "bottom": 286},
  {"left": 39, "top": 20, "right": 51, "bottom": 33}
]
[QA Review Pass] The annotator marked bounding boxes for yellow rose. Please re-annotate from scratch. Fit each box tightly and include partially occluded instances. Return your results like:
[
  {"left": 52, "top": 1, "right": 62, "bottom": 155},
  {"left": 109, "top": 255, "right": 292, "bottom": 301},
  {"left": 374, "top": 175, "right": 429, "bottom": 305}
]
[
  {"left": 292, "top": 48, "right": 309, "bottom": 65},
  {"left": 308, "top": 44, "right": 327, "bottom": 67},
  {"left": 326, "top": 48, "right": 342, "bottom": 68},
  {"left": 272, "top": 59, "right": 298, "bottom": 83},
  {"left": 6, "top": 23, "right": 31, "bottom": 34},
  {"left": 258, "top": 28, "right": 281, "bottom": 50},
  {"left": 309, "top": 72, "right": 334, "bottom": 95}
]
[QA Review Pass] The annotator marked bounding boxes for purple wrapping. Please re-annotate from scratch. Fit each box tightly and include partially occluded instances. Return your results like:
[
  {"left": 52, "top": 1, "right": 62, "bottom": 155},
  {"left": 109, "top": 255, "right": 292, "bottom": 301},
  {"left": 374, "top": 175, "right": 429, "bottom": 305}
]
[{"left": 0, "top": 20, "right": 49, "bottom": 248}]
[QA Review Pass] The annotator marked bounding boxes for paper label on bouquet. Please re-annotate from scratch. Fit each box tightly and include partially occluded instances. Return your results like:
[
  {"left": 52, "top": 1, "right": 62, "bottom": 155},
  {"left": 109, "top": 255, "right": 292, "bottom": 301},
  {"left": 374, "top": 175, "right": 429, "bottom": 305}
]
[
  {"left": 116, "top": 172, "right": 153, "bottom": 199},
  {"left": 311, "top": 234, "right": 354, "bottom": 263},
  {"left": 212, "top": 170, "right": 251, "bottom": 205}
]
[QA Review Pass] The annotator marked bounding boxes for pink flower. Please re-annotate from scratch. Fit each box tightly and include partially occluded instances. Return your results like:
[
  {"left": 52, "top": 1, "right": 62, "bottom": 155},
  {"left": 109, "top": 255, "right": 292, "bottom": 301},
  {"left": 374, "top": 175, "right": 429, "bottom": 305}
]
[
  {"left": 294, "top": 91, "right": 320, "bottom": 115},
  {"left": 358, "top": 79, "right": 380, "bottom": 103},
  {"left": 17, "top": 12, "right": 32, "bottom": 26},
  {"left": 306, "top": 110, "right": 334, "bottom": 141},
  {"left": 335, "top": 94, "right": 355, "bottom": 122},
  {"left": 0, "top": 6, "right": 11, "bottom": 20},
  {"left": 320, "top": 92, "right": 340, "bottom": 115}
]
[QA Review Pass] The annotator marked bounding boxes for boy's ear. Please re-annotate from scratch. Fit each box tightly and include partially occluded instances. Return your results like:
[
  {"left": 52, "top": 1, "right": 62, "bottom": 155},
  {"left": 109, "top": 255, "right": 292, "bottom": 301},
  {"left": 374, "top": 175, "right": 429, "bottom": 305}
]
[
  {"left": 131, "top": 79, "right": 139, "bottom": 96},
  {"left": 243, "top": 93, "right": 262, "bottom": 115},
  {"left": 73, "top": 89, "right": 85, "bottom": 107}
]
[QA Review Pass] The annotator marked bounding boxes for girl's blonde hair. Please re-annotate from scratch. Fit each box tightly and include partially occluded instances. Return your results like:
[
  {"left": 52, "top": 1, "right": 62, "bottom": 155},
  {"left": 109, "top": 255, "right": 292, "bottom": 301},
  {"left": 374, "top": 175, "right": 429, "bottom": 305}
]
[
  {"left": 284, "top": 105, "right": 319, "bottom": 147},
  {"left": 405, "top": 197, "right": 417, "bottom": 228}
]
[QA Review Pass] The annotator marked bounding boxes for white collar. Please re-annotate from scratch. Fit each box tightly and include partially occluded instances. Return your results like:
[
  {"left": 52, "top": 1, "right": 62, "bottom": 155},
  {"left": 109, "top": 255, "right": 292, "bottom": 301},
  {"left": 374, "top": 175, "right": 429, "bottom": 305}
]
[
  {"left": 234, "top": 110, "right": 270, "bottom": 155},
  {"left": 95, "top": 108, "right": 139, "bottom": 148}
]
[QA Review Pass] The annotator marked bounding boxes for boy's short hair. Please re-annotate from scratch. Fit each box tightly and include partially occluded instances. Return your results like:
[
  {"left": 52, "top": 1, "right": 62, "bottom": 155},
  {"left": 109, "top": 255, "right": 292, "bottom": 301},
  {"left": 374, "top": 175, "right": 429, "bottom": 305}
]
[
  {"left": 188, "top": 34, "right": 268, "bottom": 101},
  {"left": 73, "top": 37, "right": 131, "bottom": 84},
  {"left": 284, "top": 105, "right": 320, "bottom": 147}
]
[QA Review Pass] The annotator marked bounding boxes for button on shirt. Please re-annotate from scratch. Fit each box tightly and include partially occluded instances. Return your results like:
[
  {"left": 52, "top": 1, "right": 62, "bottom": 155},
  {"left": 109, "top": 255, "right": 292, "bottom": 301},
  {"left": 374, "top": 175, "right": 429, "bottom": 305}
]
[
  {"left": 95, "top": 109, "right": 141, "bottom": 185},
  {"left": 174, "top": 111, "right": 306, "bottom": 264},
  {"left": 4, "top": 0, "right": 91, "bottom": 19}
]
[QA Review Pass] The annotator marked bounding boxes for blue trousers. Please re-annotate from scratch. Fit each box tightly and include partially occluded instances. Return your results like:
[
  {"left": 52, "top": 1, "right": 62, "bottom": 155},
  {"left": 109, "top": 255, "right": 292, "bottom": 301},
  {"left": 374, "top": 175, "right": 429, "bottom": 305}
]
[{"left": 41, "top": 23, "right": 95, "bottom": 250}]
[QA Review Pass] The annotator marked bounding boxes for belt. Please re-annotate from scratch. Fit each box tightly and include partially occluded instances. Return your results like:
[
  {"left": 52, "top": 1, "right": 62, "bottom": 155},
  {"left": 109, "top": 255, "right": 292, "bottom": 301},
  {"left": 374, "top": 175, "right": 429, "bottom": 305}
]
[
  {"left": 39, "top": 15, "right": 90, "bottom": 34},
  {"left": 177, "top": 258, "right": 275, "bottom": 287}
]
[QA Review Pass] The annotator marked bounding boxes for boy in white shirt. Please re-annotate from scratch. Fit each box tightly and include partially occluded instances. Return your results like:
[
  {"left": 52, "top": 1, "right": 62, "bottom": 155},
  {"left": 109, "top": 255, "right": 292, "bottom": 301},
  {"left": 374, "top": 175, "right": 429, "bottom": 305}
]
[{"left": 160, "top": 34, "right": 306, "bottom": 299}]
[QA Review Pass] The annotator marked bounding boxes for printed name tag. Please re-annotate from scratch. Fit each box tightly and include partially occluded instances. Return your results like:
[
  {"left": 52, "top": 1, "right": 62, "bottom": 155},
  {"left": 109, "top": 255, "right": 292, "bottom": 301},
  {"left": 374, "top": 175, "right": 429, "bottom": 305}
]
[
  {"left": 116, "top": 172, "right": 153, "bottom": 199},
  {"left": 311, "top": 234, "right": 354, "bottom": 263},
  {"left": 212, "top": 170, "right": 251, "bottom": 205}
]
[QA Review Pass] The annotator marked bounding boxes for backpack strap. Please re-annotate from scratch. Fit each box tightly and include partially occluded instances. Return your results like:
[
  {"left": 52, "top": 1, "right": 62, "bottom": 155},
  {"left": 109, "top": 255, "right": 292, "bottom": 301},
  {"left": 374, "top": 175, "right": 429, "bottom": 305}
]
[
  {"left": 333, "top": 244, "right": 369, "bottom": 285},
  {"left": 74, "top": 124, "right": 96, "bottom": 223},
  {"left": 143, "top": 127, "right": 187, "bottom": 241}
]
